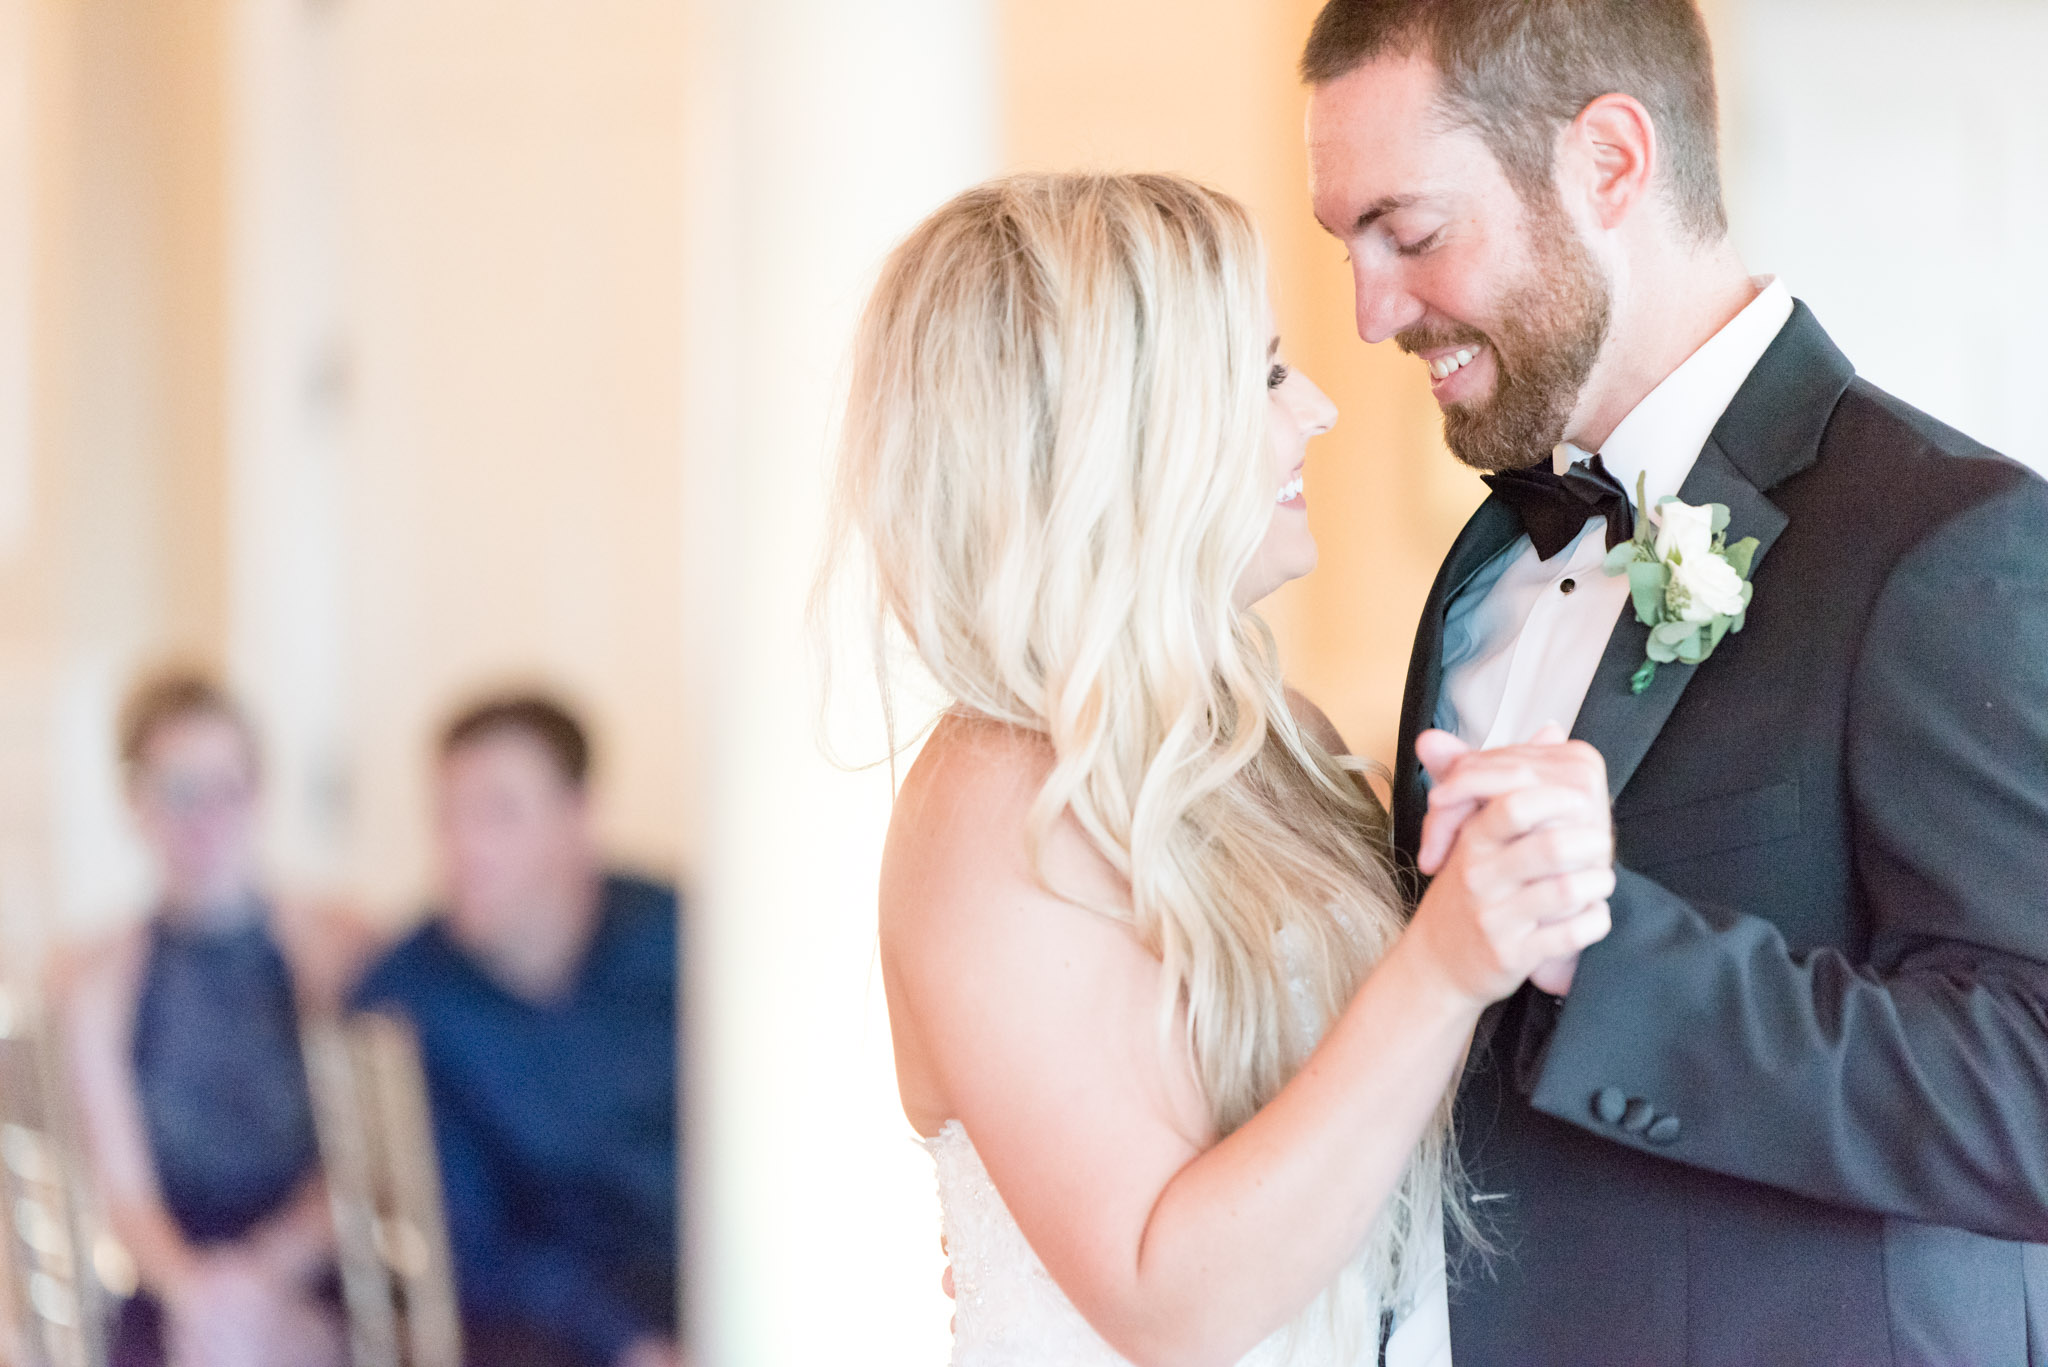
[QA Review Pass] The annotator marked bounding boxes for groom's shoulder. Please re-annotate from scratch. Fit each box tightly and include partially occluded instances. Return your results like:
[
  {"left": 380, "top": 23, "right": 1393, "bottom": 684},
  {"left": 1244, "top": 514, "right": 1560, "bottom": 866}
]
[
  {"left": 1826, "top": 376, "right": 2013, "bottom": 472},
  {"left": 1803, "top": 375, "right": 2046, "bottom": 556}
]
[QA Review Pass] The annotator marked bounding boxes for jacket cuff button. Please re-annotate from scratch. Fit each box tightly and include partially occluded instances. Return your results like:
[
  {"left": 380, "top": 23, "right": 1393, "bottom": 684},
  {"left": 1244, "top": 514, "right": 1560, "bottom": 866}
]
[
  {"left": 1646, "top": 1115, "right": 1682, "bottom": 1145},
  {"left": 1592, "top": 1088, "right": 1627, "bottom": 1125}
]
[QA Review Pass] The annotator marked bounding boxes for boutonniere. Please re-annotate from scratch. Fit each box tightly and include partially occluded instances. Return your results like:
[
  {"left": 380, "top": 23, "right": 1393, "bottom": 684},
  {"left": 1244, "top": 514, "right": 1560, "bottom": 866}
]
[{"left": 1603, "top": 473, "right": 1760, "bottom": 695}]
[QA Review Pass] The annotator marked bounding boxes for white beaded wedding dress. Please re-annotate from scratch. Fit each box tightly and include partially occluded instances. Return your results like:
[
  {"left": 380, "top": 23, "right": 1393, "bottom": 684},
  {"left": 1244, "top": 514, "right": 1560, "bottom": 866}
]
[{"left": 926, "top": 1120, "right": 1453, "bottom": 1367}]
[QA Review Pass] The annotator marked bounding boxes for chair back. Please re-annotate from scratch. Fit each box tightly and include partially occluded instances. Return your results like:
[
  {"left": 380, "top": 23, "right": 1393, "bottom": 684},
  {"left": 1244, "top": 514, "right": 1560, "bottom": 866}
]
[
  {"left": 302, "top": 1011, "right": 462, "bottom": 1367},
  {"left": 0, "top": 989, "right": 106, "bottom": 1367}
]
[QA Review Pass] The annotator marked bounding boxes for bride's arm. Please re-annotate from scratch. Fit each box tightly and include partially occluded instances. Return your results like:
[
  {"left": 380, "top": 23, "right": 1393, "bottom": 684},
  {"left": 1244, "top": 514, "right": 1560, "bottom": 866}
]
[{"left": 882, "top": 721, "right": 1612, "bottom": 1367}]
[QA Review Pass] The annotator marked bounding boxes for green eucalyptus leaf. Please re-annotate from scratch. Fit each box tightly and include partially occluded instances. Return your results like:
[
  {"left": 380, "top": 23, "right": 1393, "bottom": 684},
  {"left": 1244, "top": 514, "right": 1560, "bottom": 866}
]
[
  {"left": 1628, "top": 562, "right": 1668, "bottom": 625},
  {"left": 1725, "top": 537, "right": 1760, "bottom": 579},
  {"left": 1706, "top": 615, "right": 1732, "bottom": 652},
  {"left": 1633, "top": 475, "right": 1662, "bottom": 549},
  {"left": 1647, "top": 636, "right": 1680, "bottom": 664},
  {"left": 1604, "top": 542, "right": 1641, "bottom": 576},
  {"left": 1651, "top": 620, "right": 1696, "bottom": 647},
  {"left": 1710, "top": 503, "right": 1732, "bottom": 536}
]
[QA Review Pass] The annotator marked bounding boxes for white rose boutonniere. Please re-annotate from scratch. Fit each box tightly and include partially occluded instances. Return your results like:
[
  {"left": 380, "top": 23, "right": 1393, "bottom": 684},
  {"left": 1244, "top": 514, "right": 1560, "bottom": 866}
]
[{"left": 1603, "top": 472, "right": 1760, "bottom": 695}]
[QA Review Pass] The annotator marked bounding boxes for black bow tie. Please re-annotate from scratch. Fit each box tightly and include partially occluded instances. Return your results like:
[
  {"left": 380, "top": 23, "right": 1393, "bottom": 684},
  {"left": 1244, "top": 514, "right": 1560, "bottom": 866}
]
[{"left": 1481, "top": 453, "right": 1636, "bottom": 561}]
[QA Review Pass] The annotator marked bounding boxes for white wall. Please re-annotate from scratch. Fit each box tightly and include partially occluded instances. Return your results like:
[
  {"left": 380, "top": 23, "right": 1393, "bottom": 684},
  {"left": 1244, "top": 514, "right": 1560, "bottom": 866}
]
[
  {"left": 225, "top": 0, "right": 352, "bottom": 893},
  {"left": 677, "top": 0, "right": 994, "bottom": 1360},
  {"left": 1723, "top": 0, "right": 2048, "bottom": 474}
]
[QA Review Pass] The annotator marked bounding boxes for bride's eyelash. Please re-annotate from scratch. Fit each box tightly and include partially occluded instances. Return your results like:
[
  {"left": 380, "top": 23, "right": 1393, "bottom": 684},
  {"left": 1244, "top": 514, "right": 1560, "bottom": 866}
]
[{"left": 1268, "top": 362, "right": 1291, "bottom": 390}]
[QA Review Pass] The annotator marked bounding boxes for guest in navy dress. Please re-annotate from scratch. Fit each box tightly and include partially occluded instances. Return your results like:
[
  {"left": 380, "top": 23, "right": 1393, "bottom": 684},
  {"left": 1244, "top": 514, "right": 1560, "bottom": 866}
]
[
  {"left": 55, "top": 671, "right": 373, "bottom": 1367},
  {"left": 352, "top": 694, "right": 681, "bottom": 1367}
]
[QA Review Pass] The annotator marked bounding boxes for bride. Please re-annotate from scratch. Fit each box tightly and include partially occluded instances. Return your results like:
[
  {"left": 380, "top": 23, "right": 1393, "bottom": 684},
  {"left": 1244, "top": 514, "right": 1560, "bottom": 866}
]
[{"left": 828, "top": 173, "right": 1615, "bottom": 1366}]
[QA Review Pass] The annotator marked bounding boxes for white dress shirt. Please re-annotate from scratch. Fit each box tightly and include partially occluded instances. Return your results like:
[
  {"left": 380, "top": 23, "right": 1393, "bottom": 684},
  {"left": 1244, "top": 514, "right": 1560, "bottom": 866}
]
[{"left": 1436, "top": 278, "right": 1795, "bottom": 750}]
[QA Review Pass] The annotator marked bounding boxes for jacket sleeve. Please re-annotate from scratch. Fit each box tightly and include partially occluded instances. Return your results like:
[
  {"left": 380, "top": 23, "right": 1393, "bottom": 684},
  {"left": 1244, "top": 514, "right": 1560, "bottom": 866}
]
[{"left": 1517, "top": 476, "right": 2048, "bottom": 1241}]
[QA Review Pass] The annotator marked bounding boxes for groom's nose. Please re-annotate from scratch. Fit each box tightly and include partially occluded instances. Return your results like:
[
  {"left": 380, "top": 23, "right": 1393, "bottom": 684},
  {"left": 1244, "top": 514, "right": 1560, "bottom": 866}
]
[{"left": 1351, "top": 258, "right": 1425, "bottom": 345}]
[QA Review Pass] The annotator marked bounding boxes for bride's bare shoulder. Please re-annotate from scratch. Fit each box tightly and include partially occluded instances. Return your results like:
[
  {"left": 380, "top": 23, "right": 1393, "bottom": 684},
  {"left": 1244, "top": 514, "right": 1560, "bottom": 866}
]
[
  {"left": 882, "top": 711, "right": 1120, "bottom": 935},
  {"left": 1283, "top": 686, "right": 1351, "bottom": 757},
  {"left": 892, "top": 710, "right": 1051, "bottom": 845},
  {"left": 913, "top": 708, "right": 1052, "bottom": 777}
]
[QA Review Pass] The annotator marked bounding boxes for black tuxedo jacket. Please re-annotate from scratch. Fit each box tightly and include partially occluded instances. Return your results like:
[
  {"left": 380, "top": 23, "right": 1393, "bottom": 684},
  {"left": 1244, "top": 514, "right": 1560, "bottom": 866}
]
[{"left": 1391, "top": 305, "right": 2048, "bottom": 1366}]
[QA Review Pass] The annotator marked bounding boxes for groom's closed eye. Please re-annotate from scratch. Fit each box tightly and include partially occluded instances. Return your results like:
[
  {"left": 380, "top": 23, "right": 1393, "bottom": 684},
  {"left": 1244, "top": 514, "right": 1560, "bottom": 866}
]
[{"left": 1396, "top": 229, "right": 1446, "bottom": 258}]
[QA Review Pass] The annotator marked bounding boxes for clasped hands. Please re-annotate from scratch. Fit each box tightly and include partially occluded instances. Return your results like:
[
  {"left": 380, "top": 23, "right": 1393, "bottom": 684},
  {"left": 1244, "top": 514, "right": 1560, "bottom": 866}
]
[{"left": 1411, "top": 723, "right": 1616, "bottom": 999}]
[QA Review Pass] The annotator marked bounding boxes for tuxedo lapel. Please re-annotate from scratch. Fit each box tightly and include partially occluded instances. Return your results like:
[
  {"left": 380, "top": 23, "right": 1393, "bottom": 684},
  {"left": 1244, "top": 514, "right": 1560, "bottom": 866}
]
[
  {"left": 1392, "top": 494, "right": 1524, "bottom": 865},
  {"left": 1569, "top": 301, "right": 1854, "bottom": 802},
  {"left": 1394, "top": 304, "right": 1856, "bottom": 829},
  {"left": 1571, "top": 440, "right": 1790, "bottom": 799}
]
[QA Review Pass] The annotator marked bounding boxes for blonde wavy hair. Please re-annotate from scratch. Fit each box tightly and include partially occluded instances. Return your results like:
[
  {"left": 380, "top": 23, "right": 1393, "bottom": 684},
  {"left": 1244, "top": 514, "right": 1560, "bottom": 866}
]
[{"left": 827, "top": 173, "right": 1469, "bottom": 1344}]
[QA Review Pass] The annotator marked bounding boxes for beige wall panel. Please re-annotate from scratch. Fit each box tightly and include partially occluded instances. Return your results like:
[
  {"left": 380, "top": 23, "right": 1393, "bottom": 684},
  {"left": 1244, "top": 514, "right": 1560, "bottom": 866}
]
[
  {"left": 331, "top": 0, "right": 688, "bottom": 918},
  {"left": 67, "top": 0, "right": 234, "bottom": 667},
  {"left": 0, "top": 0, "right": 29, "bottom": 559},
  {"left": 0, "top": 0, "right": 239, "bottom": 943}
]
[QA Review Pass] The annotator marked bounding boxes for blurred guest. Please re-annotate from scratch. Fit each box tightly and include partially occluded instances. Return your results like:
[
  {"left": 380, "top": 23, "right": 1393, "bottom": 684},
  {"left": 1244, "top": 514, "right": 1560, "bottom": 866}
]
[
  {"left": 352, "top": 695, "right": 680, "bottom": 1367},
  {"left": 56, "top": 671, "right": 368, "bottom": 1367}
]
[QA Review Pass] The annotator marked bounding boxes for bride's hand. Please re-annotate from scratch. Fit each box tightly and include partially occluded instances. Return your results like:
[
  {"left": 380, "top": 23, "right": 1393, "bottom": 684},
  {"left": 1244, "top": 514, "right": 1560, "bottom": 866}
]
[
  {"left": 1405, "top": 775, "right": 1615, "bottom": 1006},
  {"left": 1415, "top": 724, "right": 1613, "bottom": 994}
]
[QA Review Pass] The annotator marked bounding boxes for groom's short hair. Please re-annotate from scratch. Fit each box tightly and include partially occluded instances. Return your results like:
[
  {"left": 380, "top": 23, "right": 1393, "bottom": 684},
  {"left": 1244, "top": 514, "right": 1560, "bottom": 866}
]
[{"left": 1302, "top": 0, "right": 1727, "bottom": 241}]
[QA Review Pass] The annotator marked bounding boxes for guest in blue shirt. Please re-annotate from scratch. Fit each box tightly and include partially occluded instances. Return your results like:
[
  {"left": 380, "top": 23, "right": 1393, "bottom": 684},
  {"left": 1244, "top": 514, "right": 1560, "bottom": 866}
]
[{"left": 352, "top": 694, "right": 680, "bottom": 1367}]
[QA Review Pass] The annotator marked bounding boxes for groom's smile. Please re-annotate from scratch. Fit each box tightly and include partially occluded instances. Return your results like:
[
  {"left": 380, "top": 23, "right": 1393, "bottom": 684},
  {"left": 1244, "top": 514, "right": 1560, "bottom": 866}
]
[{"left": 1415, "top": 342, "right": 1493, "bottom": 403}]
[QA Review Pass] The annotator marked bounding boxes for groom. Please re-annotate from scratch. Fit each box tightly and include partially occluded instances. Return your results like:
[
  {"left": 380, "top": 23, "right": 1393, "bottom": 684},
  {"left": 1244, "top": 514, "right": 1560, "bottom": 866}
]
[{"left": 1303, "top": 2, "right": 2048, "bottom": 1364}]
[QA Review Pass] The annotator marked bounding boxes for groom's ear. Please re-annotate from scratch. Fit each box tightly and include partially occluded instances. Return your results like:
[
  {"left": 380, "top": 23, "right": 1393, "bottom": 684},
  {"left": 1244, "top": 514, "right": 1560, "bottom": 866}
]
[{"left": 1560, "top": 92, "right": 1659, "bottom": 233}]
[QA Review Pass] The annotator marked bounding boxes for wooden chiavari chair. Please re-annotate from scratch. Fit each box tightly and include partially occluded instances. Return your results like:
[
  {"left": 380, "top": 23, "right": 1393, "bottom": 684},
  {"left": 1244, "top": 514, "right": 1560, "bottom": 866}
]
[
  {"left": 0, "top": 986, "right": 106, "bottom": 1367},
  {"left": 302, "top": 1011, "right": 462, "bottom": 1367}
]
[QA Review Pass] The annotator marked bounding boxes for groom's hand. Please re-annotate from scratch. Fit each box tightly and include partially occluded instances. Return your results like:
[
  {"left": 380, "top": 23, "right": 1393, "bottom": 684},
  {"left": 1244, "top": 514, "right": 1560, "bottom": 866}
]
[{"left": 1417, "top": 725, "right": 1612, "bottom": 995}]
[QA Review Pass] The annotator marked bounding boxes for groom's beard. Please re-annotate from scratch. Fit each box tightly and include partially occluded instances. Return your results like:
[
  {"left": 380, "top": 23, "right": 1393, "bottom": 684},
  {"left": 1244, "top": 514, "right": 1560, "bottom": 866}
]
[{"left": 1401, "top": 198, "right": 1613, "bottom": 474}]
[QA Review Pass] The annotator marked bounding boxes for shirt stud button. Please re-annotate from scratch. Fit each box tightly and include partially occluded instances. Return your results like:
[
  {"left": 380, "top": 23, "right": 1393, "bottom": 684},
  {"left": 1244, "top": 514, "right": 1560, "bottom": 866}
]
[{"left": 1560, "top": 578, "right": 1577, "bottom": 595}]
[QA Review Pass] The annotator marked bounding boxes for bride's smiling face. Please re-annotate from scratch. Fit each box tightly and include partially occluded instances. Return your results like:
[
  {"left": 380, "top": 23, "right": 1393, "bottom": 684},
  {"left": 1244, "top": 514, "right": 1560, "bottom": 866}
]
[{"left": 1237, "top": 321, "right": 1338, "bottom": 607}]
